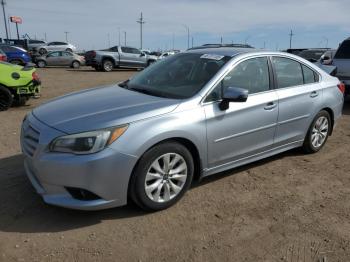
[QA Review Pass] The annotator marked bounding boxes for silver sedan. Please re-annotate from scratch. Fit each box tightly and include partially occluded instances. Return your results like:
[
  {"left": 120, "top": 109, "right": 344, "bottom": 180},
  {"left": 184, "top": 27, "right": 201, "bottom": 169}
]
[{"left": 21, "top": 48, "right": 344, "bottom": 211}]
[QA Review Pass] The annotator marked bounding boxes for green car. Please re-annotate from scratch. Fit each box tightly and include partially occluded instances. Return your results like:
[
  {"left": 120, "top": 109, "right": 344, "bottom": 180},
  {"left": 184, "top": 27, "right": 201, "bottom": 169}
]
[{"left": 0, "top": 61, "right": 41, "bottom": 111}]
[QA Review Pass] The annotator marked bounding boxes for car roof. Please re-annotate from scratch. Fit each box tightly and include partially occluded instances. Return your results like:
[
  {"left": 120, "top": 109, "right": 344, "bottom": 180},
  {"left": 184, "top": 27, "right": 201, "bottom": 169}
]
[{"left": 186, "top": 47, "right": 257, "bottom": 57}]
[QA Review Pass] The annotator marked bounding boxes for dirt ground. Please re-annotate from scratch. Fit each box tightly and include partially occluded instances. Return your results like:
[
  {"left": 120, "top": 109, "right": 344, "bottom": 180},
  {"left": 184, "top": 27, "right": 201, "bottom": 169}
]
[{"left": 0, "top": 67, "right": 349, "bottom": 262}]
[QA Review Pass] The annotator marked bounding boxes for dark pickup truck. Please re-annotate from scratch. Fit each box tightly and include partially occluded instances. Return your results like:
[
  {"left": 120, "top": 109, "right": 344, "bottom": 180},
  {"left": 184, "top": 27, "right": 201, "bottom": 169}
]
[{"left": 85, "top": 46, "right": 158, "bottom": 72}]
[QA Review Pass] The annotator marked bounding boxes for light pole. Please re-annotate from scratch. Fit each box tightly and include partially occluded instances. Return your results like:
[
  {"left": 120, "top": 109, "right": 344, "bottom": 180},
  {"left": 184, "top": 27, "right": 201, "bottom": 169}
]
[
  {"left": 289, "top": 29, "right": 294, "bottom": 49},
  {"left": 181, "top": 24, "right": 190, "bottom": 49},
  {"left": 118, "top": 27, "right": 121, "bottom": 46},
  {"left": 124, "top": 31, "right": 127, "bottom": 46},
  {"left": 137, "top": 12, "right": 145, "bottom": 49},
  {"left": 1, "top": 0, "right": 9, "bottom": 40},
  {"left": 64, "top": 31, "right": 69, "bottom": 42}
]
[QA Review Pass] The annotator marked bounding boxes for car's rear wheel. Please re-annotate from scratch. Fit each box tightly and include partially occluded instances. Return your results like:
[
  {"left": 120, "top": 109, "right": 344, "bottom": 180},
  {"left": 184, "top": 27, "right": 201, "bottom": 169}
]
[
  {"left": 39, "top": 48, "right": 47, "bottom": 55},
  {"left": 72, "top": 61, "right": 80, "bottom": 69},
  {"left": 302, "top": 110, "right": 331, "bottom": 153},
  {"left": 0, "top": 86, "right": 13, "bottom": 111},
  {"left": 102, "top": 59, "right": 114, "bottom": 72},
  {"left": 37, "top": 60, "right": 46, "bottom": 68},
  {"left": 129, "top": 142, "right": 194, "bottom": 211}
]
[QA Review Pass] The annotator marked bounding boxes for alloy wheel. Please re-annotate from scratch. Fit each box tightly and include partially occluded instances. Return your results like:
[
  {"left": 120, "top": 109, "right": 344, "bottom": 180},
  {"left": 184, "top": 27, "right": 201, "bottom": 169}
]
[
  {"left": 311, "top": 116, "right": 329, "bottom": 148},
  {"left": 144, "top": 153, "right": 188, "bottom": 203}
]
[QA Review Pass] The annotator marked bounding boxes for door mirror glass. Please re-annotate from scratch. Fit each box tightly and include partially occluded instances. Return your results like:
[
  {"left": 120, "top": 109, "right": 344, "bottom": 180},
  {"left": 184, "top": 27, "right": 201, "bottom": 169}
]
[
  {"left": 220, "top": 86, "right": 248, "bottom": 110},
  {"left": 140, "top": 52, "right": 146, "bottom": 57}
]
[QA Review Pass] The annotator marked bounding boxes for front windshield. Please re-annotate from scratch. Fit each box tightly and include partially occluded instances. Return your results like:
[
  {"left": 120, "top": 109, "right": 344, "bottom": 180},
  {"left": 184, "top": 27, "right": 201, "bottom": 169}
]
[{"left": 122, "top": 53, "right": 231, "bottom": 99}]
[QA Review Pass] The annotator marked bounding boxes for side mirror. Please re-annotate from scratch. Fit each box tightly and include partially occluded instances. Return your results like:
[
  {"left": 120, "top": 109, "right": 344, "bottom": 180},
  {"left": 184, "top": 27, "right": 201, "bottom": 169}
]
[
  {"left": 140, "top": 52, "right": 146, "bottom": 57},
  {"left": 219, "top": 86, "right": 248, "bottom": 110}
]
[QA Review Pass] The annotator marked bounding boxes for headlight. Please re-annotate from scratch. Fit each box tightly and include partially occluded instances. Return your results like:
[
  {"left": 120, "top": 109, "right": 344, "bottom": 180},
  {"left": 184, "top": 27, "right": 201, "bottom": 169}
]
[{"left": 50, "top": 125, "right": 128, "bottom": 154}]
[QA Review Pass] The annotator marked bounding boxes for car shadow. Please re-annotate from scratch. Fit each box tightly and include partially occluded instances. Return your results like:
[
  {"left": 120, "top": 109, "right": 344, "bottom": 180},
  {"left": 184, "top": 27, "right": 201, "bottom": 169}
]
[
  {"left": 0, "top": 154, "right": 147, "bottom": 233},
  {"left": 342, "top": 96, "right": 350, "bottom": 115},
  {"left": 0, "top": 148, "right": 304, "bottom": 234},
  {"left": 66, "top": 68, "right": 139, "bottom": 73}
]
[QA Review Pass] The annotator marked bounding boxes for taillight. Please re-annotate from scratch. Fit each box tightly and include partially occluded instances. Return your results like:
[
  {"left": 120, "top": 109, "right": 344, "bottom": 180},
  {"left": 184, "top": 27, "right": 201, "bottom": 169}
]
[
  {"left": 337, "top": 82, "right": 346, "bottom": 94},
  {"left": 88, "top": 51, "right": 96, "bottom": 58},
  {"left": 32, "top": 71, "right": 40, "bottom": 81},
  {"left": 0, "top": 54, "right": 6, "bottom": 61}
]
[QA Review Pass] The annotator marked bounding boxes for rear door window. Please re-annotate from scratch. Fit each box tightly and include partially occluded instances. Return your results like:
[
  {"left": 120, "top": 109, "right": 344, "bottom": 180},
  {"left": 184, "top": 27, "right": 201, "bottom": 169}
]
[
  {"left": 302, "top": 65, "right": 318, "bottom": 84},
  {"left": 272, "top": 57, "right": 304, "bottom": 88},
  {"left": 334, "top": 40, "right": 350, "bottom": 59}
]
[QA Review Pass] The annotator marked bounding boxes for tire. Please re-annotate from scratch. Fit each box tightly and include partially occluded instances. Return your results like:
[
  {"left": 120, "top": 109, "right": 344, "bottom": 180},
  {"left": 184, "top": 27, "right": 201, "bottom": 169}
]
[
  {"left": 39, "top": 48, "right": 47, "bottom": 55},
  {"left": 0, "top": 86, "right": 13, "bottom": 111},
  {"left": 66, "top": 48, "right": 73, "bottom": 52},
  {"left": 10, "top": 59, "right": 23, "bottom": 65},
  {"left": 13, "top": 96, "right": 28, "bottom": 107},
  {"left": 37, "top": 60, "right": 46, "bottom": 68},
  {"left": 102, "top": 59, "right": 114, "bottom": 72},
  {"left": 129, "top": 142, "right": 194, "bottom": 211},
  {"left": 71, "top": 61, "right": 80, "bottom": 69},
  {"left": 302, "top": 110, "right": 331, "bottom": 153},
  {"left": 147, "top": 60, "right": 155, "bottom": 67}
]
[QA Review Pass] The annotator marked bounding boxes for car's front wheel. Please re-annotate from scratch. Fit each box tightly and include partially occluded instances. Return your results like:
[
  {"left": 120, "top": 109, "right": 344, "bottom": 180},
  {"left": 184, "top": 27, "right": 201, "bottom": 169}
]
[
  {"left": 303, "top": 110, "right": 331, "bottom": 153},
  {"left": 0, "top": 86, "right": 13, "bottom": 111},
  {"left": 130, "top": 142, "right": 194, "bottom": 211},
  {"left": 71, "top": 61, "right": 80, "bottom": 69},
  {"left": 37, "top": 60, "right": 46, "bottom": 68}
]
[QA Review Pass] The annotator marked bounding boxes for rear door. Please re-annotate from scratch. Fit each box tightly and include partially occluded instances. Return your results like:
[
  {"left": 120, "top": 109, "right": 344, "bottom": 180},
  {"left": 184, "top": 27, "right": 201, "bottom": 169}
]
[
  {"left": 120, "top": 47, "right": 135, "bottom": 66},
  {"left": 271, "top": 56, "right": 323, "bottom": 147},
  {"left": 333, "top": 39, "right": 350, "bottom": 88},
  {"left": 129, "top": 47, "right": 147, "bottom": 67},
  {"left": 61, "top": 51, "right": 74, "bottom": 66}
]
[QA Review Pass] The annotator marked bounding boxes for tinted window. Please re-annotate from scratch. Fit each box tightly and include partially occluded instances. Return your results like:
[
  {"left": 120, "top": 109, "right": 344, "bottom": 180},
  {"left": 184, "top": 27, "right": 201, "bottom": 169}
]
[
  {"left": 334, "top": 40, "right": 350, "bottom": 59},
  {"left": 130, "top": 48, "right": 141, "bottom": 54},
  {"left": 29, "top": 40, "right": 45, "bottom": 44},
  {"left": 47, "top": 52, "right": 61, "bottom": 57},
  {"left": 121, "top": 47, "right": 132, "bottom": 53},
  {"left": 298, "top": 50, "right": 325, "bottom": 61},
  {"left": 110, "top": 46, "right": 119, "bottom": 52},
  {"left": 223, "top": 57, "right": 270, "bottom": 93},
  {"left": 302, "top": 65, "right": 318, "bottom": 84},
  {"left": 62, "top": 52, "right": 72, "bottom": 56},
  {"left": 272, "top": 57, "right": 303, "bottom": 88},
  {"left": 205, "top": 57, "right": 270, "bottom": 102}
]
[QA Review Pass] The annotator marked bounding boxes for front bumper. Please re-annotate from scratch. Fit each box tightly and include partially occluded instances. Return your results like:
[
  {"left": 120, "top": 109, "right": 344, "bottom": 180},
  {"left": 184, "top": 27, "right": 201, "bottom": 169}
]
[{"left": 21, "top": 113, "right": 138, "bottom": 210}]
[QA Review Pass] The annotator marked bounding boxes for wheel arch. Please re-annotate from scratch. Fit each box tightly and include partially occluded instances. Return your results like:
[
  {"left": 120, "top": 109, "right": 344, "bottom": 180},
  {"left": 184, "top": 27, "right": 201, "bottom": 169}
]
[
  {"left": 127, "top": 136, "right": 203, "bottom": 199},
  {"left": 321, "top": 107, "right": 334, "bottom": 135}
]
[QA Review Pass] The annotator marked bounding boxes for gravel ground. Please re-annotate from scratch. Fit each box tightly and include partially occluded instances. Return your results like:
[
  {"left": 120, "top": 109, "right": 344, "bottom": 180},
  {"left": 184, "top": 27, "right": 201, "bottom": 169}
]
[{"left": 0, "top": 67, "right": 349, "bottom": 262}]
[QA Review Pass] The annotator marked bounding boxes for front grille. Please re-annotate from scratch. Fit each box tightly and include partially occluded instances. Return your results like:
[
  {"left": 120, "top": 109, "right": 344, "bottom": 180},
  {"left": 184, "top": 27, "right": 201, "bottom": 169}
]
[{"left": 22, "top": 124, "right": 40, "bottom": 157}]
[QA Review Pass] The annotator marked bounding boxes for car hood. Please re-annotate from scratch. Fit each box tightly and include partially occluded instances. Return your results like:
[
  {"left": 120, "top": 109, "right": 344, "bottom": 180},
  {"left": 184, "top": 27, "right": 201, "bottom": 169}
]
[{"left": 33, "top": 85, "right": 180, "bottom": 134}]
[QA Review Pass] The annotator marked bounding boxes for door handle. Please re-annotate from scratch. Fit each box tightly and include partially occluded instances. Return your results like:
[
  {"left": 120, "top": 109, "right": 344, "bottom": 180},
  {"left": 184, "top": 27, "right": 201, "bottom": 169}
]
[
  {"left": 310, "top": 91, "right": 319, "bottom": 98},
  {"left": 264, "top": 102, "right": 277, "bottom": 110}
]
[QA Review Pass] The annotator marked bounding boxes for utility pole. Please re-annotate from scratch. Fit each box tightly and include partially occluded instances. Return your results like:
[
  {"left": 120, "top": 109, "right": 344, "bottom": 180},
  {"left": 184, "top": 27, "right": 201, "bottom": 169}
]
[
  {"left": 64, "top": 31, "right": 69, "bottom": 42},
  {"left": 191, "top": 36, "right": 194, "bottom": 48},
  {"left": 220, "top": 36, "right": 223, "bottom": 45},
  {"left": 44, "top": 32, "right": 47, "bottom": 42},
  {"left": 1, "top": 0, "right": 9, "bottom": 40},
  {"left": 136, "top": 12, "right": 145, "bottom": 49},
  {"left": 289, "top": 29, "right": 294, "bottom": 49},
  {"left": 118, "top": 27, "right": 121, "bottom": 46},
  {"left": 124, "top": 31, "right": 126, "bottom": 46},
  {"left": 172, "top": 33, "right": 174, "bottom": 50},
  {"left": 182, "top": 24, "right": 190, "bottom": 49}
]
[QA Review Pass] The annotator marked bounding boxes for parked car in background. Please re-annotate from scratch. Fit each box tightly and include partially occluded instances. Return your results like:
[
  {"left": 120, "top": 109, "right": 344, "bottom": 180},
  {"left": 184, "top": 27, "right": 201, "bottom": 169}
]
[
  {"left": 28, "top": 39, "right": 46, "bottom": 51},
  {"left": 34, "top": 41, "right": 77, "bottom": 55},
  {"left": 21, "top": 48, "right": 344, "bottom": 211},
  {"left": 0, "top": 49, "right": 7, "bottom": 61},
  {"left": 331, "top": 38, "right": 350, "bottom": 94},
  {"left": 284, "top": 48, "right": 308, "bottom": 55},
  {"left": 34, "top": 51, "right": 85, "bottom": 68},
  {"left": 297, "top": 48, "right": 330, "bottom": 62},
  {"left": 85, "top": 46, "right": 157, "bottom": 72},
  {"left": 320, "top": 49, "right": 337, "bottom": 65},
  {"left": 0, "top": 44, "right": 31, "bottom": 65},
  {"left": 158, "top": 51, "right": 175, "bottom": 60},
  {"left": 189, "top": 44, "right": 253, "bottom": 50},
  {"left": 0, "top": 61, "right": 41, "bottom": 111}
]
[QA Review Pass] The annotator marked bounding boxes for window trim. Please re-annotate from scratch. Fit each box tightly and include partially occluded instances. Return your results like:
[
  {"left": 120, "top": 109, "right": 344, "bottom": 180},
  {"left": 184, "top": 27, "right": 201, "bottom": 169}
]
[
  {"left": 270, "top": 55, "right": 321, "bottom": 90},
  {"left": 202, "top": 55, "right": 273, "bottom": 105}
]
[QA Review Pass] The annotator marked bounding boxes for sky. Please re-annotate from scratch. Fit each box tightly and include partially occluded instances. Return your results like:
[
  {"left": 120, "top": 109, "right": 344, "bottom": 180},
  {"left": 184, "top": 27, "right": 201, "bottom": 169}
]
[{"left": 2, "top": 0, "right": 350, "bottom": 51}]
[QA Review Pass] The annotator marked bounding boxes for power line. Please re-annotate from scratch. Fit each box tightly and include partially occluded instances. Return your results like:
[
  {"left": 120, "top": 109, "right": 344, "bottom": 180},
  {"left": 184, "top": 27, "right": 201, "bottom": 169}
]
[
  {"left": 1, "top": 0, "right": 9, "bottom": 39},
  {"left": 136, "top": 12, "right": 145, "bottom": 49}
]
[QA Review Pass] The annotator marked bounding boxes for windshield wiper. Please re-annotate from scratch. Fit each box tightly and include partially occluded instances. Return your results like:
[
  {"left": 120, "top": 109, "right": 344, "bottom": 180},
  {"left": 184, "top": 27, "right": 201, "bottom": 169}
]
[{"left": 118, "top": 79, "right": 130, "bottom": 88}]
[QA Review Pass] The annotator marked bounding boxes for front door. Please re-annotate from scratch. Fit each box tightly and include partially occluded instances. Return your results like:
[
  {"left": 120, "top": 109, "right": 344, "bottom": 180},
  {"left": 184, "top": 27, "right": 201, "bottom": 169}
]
[{"left": 204, "top": 56, "right": 278, "bottom": 169}]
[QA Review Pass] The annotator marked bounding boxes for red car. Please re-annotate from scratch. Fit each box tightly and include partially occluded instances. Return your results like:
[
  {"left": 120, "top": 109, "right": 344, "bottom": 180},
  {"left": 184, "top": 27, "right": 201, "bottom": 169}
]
[{"left": 0, "top": 49, "right": 7, "bottom": 61}]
